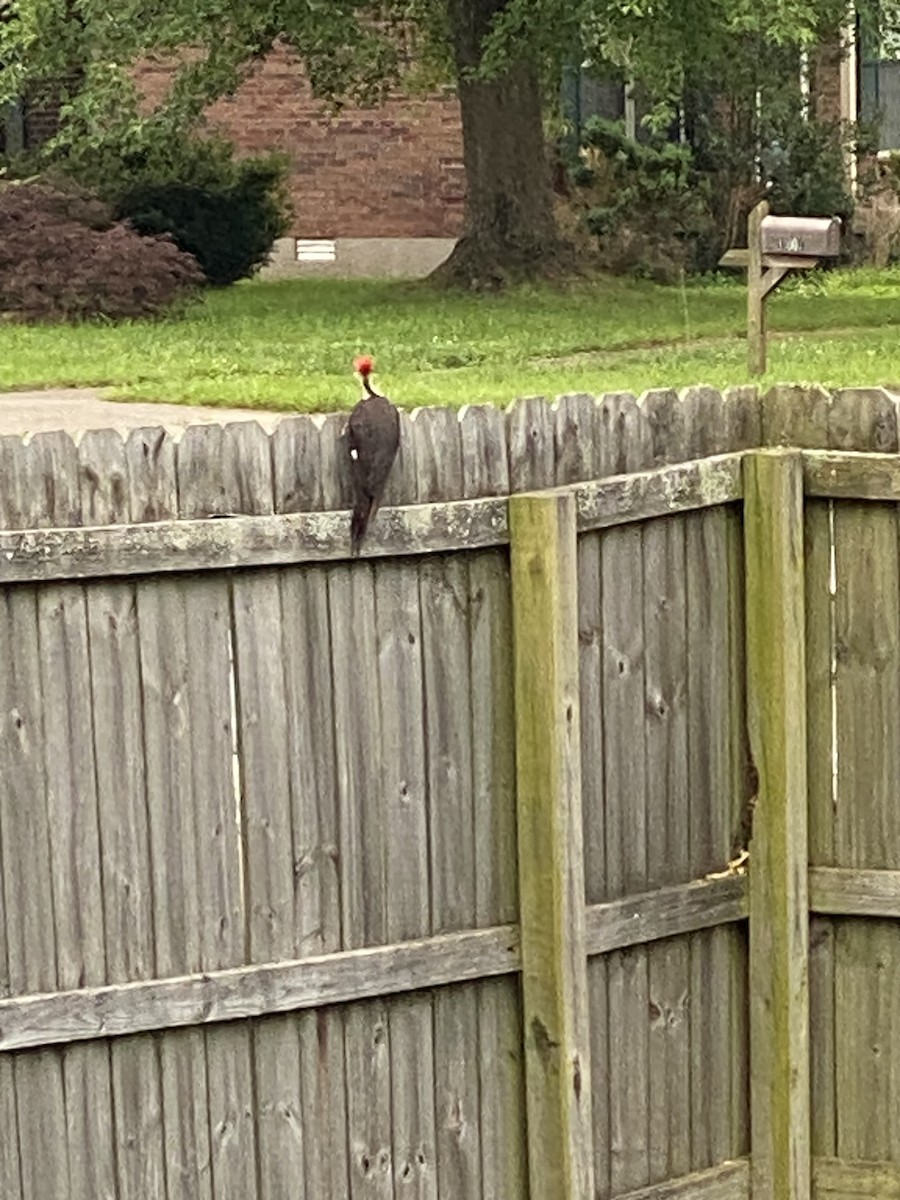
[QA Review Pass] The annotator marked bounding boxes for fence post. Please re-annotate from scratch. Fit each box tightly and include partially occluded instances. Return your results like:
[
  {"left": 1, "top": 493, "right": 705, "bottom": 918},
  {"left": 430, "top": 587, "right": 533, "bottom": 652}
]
[
  {"left": 747, "top": 199, "right": 768, "bottom": 377},
  {"left": 743, "top": 450, "right": 810, "bottom": 1200},
  {"left": 509, "top": 490, "right": 594, "bottom": 1200}
]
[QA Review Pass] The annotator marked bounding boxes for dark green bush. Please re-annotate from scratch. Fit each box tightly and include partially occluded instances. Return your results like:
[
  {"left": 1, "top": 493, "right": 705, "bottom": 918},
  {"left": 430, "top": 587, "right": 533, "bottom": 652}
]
[
  {"left": 572, "top": 117, "right": 718, "bottom": 281},
  {"left": 115, "top": 155, "right": 290, "bottom": 287},
  {"left": 32, "top": 122, "right": 292, "bottom": 287},
  {"left": 759, "top": 110, "right": 858, "bottom": 224},
  {"left": 568, "top": 109, "right": 868, "bottom": 279}
]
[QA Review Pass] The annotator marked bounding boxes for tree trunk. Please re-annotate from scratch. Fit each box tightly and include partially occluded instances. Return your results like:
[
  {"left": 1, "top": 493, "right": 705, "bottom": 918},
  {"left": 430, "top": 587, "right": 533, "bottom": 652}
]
[{"left": 432, "top": 0, "right": 573, "bottom": 288}]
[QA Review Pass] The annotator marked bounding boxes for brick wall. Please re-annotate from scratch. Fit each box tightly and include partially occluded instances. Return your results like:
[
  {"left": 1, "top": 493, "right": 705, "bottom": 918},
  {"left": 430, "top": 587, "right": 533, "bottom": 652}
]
[
  {"left": 20, "top": 74, "right": 81, "bottom": 152},
  {"left": 136, "top": 45, "right": 465, "bottom": 240}
]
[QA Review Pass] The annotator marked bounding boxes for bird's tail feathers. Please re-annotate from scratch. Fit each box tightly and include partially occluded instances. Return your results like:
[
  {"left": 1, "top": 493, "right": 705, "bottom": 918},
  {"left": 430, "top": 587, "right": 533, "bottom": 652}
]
[{"left": 350, "top": 495, "right": 376, "bottom": 555}]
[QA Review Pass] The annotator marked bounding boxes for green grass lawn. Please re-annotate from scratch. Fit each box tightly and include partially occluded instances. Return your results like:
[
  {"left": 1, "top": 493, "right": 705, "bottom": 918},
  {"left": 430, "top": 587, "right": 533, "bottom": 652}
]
[{"left": 3, "top": 267, "right": 900, "bottom": 411}]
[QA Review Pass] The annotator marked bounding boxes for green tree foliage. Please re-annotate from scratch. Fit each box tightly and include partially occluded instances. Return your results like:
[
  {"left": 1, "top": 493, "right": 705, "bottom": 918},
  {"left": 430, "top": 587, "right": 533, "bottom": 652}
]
[
  {"left": 0, "top": 0, "right": 888, "bottom": 285},
  {"left": 558, "top": 0, "right": 890, "bottom": 274}
]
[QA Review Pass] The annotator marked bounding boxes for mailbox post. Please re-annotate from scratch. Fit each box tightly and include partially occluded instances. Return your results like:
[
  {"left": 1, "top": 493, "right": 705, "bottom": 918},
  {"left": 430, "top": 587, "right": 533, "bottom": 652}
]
[{"left": 719, "top": 199, "right": 841, "bottom": 376}]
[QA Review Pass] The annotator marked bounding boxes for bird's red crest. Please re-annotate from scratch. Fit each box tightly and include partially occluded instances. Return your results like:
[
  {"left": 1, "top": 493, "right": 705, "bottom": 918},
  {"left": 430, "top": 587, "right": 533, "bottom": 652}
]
[{"left": 354, "top": 354, "right": 374, "bottom": 378}]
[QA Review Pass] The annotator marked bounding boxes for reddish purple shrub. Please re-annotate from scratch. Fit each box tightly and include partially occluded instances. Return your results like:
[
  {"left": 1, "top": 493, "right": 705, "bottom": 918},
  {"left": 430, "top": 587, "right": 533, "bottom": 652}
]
[{"left": 0, "top": 180, "right": 204, "bottom": 321}]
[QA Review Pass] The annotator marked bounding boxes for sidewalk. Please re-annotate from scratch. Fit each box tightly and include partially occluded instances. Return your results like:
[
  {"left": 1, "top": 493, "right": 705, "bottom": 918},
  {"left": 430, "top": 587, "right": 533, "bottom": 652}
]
[{"left": 0, "top": 388, "right": 286, "bottom": 436}]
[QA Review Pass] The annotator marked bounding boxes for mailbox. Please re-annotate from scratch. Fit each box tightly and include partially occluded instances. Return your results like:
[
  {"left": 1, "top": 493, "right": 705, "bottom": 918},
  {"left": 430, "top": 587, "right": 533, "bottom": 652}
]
[{"left": 760, "top": 214, "right": 840, "bottom": 257}]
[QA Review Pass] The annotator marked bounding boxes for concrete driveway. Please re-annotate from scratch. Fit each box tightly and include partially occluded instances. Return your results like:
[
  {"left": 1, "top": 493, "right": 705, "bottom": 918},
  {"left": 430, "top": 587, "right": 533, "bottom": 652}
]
[{"left": 0, "top": 389, "right": 286, "bottom": 437}]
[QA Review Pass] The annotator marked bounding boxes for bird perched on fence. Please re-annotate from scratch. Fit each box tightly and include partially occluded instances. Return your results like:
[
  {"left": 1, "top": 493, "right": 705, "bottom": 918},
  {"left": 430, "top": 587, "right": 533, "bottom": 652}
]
[{"left": 346, "top": 354, "right": 401, "bottom": 554}]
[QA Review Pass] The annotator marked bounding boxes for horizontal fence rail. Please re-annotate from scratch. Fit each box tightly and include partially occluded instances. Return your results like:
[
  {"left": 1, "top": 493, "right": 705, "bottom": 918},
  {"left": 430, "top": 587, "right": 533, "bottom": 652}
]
[
  {"left": 613, "top": 1159, "right": 750, "bottom": 1200},
  {"left": 0, "top": 874, "right": 746, "bottom": 1053},
  {"left": 803, "top": 449, "right": 900, "bottom": 499},
  {"left": 2, "top": 446, "right": 897, "bottom": 587},
  {"left": 809, "top": 867, "right": 900, "bottom": 918},
  {"left": 600, "top": 1155, "right": 900, "bottom": 1200},
  {"left": 0, "top": 452, "right": 744, "bottom": 582},
  {"left": 583, "top": 1155, "right": 900, "bottom": 1200}
]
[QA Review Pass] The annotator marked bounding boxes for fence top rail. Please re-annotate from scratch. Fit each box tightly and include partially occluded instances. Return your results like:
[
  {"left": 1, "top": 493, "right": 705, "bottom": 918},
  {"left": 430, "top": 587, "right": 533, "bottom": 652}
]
[
  {"left": 1, "top": 447, "right": 896, "bottom": 584},
  {"left": 0, "top": 451, "right": 744, "bottom": 584},
  {"left": 803, "top": 449, "right": 900, "bottom": 501}
]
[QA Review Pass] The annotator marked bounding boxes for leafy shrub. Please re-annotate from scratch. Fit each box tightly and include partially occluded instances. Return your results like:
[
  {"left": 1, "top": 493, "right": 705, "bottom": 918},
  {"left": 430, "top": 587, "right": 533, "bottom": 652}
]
[
  {"left": 759, "top": 110, "right": 859, "bottom": 224},
  {"left": 568, "top": 109, "right": 870, "bottom": 279},
  {"left": 571, "top": 118, "right": 718, "bottom": 281},
  {"left": 857, "top": 155, "right": 900, "bottom": 265},
  {"left": 47, "top": 121, "right": 292, "bottom": 287},
  {"left": 115, "top": 156, "right": 291, "bottom": 287},
  {"left": 0, "top": 180, "right": 204, "bottom": 321}
]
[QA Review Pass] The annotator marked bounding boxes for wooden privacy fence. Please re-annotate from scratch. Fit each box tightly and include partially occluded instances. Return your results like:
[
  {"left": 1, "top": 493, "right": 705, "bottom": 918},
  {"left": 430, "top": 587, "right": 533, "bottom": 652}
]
[{"left": 2, "top": 384, "right": 900, "bottom": 1200}]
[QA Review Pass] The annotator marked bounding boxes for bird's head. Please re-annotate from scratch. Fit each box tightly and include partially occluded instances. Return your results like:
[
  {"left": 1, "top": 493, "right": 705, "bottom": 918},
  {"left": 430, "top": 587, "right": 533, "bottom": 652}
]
[{"left": 354, "top": 354, "right": 376, "bottom": 396}]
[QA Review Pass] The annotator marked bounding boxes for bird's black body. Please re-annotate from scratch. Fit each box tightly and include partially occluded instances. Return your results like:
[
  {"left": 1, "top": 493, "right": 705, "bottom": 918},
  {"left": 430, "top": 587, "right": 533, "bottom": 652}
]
[{"left": 346, "top": 373, "right": 400, "bottom": 553}]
